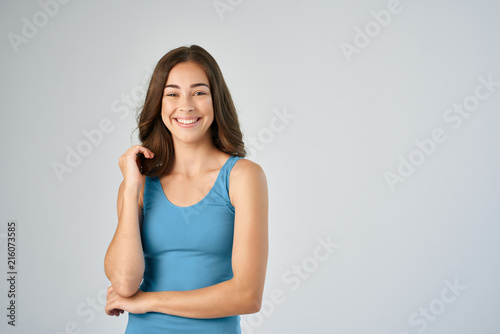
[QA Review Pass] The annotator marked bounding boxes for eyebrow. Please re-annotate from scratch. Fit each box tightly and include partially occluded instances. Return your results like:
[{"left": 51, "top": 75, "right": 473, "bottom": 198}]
[{"left": 164, "top": 83, "right": 210, "bottom": 89}]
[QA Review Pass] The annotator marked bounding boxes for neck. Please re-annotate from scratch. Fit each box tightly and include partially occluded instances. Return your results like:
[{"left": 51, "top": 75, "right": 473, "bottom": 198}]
[{"left": 170, "top": 136, "right": 223, "bottom": 177}]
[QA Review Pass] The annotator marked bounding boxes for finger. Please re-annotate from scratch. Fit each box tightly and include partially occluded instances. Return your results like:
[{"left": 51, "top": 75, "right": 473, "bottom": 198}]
[
  {"left": 106, "top": 293, "right": 117, "bottom": 304},
  {"left": 106, "top": 296, "right": 122, "bottom": 311},
  {"left": 107, "top": 289, "right": 115, "bottom": 300},
  {"left": 106, "top": 302, "right": 120, "bottom": 316},
  {"left": 105, "top": 299, "right": 113, "bottom": 313},
  {"left": 129, "top": 145, "right": 153, "bottom": 157},
  {"left": 121, "top": 146, "right": 153, "bottom": 166},
  {"left": 139, "top": 145, "right": 155, "bottom": 157},
  {"left": 112, "top": 308, "right": 124, "bottom": 317},
  {"left": 131, "top": 145, "right": 155, "bottom": 159},
  {"left": 105, "top": 302, "right": 112, "bottom": 315}
]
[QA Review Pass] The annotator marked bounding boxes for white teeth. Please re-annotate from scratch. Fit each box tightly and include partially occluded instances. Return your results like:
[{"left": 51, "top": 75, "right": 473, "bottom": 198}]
[{"left": 176, "top": 118, "right": 199, "bottom": 124}]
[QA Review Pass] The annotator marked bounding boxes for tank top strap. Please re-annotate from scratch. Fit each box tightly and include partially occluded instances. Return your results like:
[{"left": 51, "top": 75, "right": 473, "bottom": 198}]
[{"left": 211, "top": 155, "right": 243, "bottom": 207}]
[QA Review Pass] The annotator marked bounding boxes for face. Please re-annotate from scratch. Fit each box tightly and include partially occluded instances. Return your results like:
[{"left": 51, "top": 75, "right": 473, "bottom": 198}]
[{"left": 161, "top": 61, "right": 214, "bottom": 146}]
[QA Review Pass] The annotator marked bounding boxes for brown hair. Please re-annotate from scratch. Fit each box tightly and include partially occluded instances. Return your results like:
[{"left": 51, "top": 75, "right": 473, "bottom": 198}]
[{"left": 134, "top": 45, "right": 246, "bottom": 177}]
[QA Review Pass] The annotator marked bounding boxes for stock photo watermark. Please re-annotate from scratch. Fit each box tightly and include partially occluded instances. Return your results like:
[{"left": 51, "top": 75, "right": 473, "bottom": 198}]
[
  {"left": 47, "top": 285, "right": 108, "bottom": 334},
  {"left": 5, "top": 220, "right": 18, "bottom": 327},
  {"left": 7, "top": 0, "right": 73, "bottom": 54},
  {"left": 384, "top": 73, "right": 499, "bottom": 192},
  {"left": 51, "top": 66, "right": 154, "bottom": 182},
  {"left": 0, "top": 233, "right": 7, "bottom": 246},
  {"left": 395, "top": 277, "right": 466, "bottom": 334},
  {"left": 246, "top": 107, "right": 295, "bottom": 160},
  {"left": 240, "top": 235, "right": 340, "bottom": 333},
  {"left": 340, "top": 0, "right": 421, "bottom": 64},
  {"left": 52, "top": 236, "right": 336, "bottom": 334},
  {"left": 213, "top": 0, "right": 244, "bottom": 21}
]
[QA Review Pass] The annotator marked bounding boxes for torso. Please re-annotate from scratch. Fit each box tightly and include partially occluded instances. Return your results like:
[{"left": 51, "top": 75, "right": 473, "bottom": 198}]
[
  {"left": 128, "top": 153, "right": 244, "bottom": 334},
  {"left": 156, "top": 152, "right": 232, "bottom": 208}
]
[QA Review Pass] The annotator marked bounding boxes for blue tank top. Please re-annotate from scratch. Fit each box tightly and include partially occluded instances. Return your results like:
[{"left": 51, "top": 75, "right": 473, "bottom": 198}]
[{"left": 124, "top": 155, "right": 243, "bottom": 334}]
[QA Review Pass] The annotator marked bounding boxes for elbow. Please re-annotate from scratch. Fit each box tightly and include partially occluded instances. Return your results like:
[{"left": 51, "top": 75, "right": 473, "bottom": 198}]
[
  {"left": 110, "top": 278, "right": 141, "bottom": 298},
  {"left": 233, "top": 277, "right": 264, "bottom": 314},
  {"left": 242, "top": 289, "right": 263, "bottom": 314},
  {"left": 248, "top": 296, "right": 262, "bottom": 314},
  {"left": 113, "top": 285, "right": 139, "bottom": 298},
  {"left": 104, "top": 261, "right": 143, "bottom": 297}
]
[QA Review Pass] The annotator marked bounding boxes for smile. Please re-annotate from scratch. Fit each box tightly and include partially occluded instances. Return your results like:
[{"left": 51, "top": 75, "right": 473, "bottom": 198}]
[{"left": 175, "top": 118, "right": 201, "bottom": 125}]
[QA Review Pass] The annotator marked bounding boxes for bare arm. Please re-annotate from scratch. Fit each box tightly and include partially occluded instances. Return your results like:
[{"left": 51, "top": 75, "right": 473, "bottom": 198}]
[
  {"left": 104, "top": 145, "right": 154, "bottom": 298},
  {"left": 104, "top": 180, "right": 145, "bottom": 297}
]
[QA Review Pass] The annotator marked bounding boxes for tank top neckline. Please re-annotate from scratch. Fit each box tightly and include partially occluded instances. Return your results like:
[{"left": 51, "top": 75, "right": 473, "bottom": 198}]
[{"left": 154, "top": 155, "right": 236, "bottom": 209}]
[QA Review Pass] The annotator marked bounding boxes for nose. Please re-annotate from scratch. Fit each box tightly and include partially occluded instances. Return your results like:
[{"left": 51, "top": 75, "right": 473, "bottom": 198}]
[{"left": 179, "top": 95, "right": 194, "bottom": 112}]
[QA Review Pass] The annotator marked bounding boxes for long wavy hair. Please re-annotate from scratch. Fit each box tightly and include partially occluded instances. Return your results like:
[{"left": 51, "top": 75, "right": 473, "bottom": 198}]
[{"left": 135, "top": 45, "right": 246, "bottom": 177}]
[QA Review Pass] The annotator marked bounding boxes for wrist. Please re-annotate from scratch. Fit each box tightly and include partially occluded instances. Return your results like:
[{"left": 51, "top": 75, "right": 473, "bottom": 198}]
[
  {"left": 123, "top": 182, "right": 141, "bottom": 195},
  {"left": 144, "top": 291, "right": 156, "bottom": 313}
]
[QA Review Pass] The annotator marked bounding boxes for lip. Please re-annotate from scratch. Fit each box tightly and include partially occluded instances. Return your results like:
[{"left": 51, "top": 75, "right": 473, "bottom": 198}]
[{"left": 174, "top": 117, "right": 201, "bottom": 128}]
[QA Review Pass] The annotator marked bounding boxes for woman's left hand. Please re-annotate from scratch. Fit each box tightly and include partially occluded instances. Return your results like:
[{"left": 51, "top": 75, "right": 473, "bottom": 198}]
[{"left": 105, "top": 286, "right": 151, "bottom": 316}]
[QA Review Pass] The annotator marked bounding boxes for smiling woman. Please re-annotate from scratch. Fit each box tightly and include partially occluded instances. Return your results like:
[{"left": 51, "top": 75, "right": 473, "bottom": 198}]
[
  {"left": 161, "top": 61, "right": 215, "bottom": 145},
  {"left": 103, "top": 45, "right": 269, "bottom": 334}
]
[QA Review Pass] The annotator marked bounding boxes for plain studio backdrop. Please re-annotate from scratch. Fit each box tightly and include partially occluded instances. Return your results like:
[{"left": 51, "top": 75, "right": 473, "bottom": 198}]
[{"left": 1, "top": 0, "right": 499, "bottom": 333}]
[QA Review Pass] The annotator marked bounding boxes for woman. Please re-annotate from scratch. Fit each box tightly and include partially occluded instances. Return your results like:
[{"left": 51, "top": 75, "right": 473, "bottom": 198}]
[{"left": 104, "top": 45, "right": 268, "bottom": 334}]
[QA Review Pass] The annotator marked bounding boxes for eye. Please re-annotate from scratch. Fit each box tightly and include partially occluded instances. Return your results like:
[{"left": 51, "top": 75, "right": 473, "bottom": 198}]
[
  {"left": 194, "top": 91, "right": 207, "bottom": 96},
  {"left": 165, "top": 92, "right": 177, "bottom": 97}
]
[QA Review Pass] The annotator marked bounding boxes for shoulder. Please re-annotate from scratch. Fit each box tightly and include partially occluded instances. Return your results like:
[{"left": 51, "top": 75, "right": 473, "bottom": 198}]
[
  {"left": 229, "top": 158, "right": 268, "bottom": 207},
  {"left": 231, "top": 158, "right": 264, "bottom": 177}
]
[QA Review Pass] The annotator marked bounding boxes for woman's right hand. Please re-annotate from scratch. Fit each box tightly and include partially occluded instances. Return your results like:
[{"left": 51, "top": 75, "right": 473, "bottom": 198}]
[{"left": 118, "top": 145, "right": 155, "bottom": 187}]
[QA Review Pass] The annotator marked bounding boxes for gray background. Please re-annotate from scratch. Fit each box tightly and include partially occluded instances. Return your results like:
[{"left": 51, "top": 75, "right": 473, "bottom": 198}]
[{"left": 1, "top": 0, "right": 499, "bottom": 333}]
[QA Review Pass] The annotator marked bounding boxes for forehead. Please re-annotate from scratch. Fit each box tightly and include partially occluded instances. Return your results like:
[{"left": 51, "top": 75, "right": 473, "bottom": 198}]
[{"left": 166, "top": 61, "right": 209, "bottom": 85}]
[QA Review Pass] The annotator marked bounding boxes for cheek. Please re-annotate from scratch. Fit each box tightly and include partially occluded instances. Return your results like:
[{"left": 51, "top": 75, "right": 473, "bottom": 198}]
[
  {"left": 160, "top": 106, "right": 172, "bottom": 128},
  {"left": 161, "top": 98, "right": 172, "bottom": 111},
  {"left": 161, "top": 100, "right": 175, "bottom": 117},
  {"left": 201, "top": 98, "right": 214, "bottom": 116}
]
